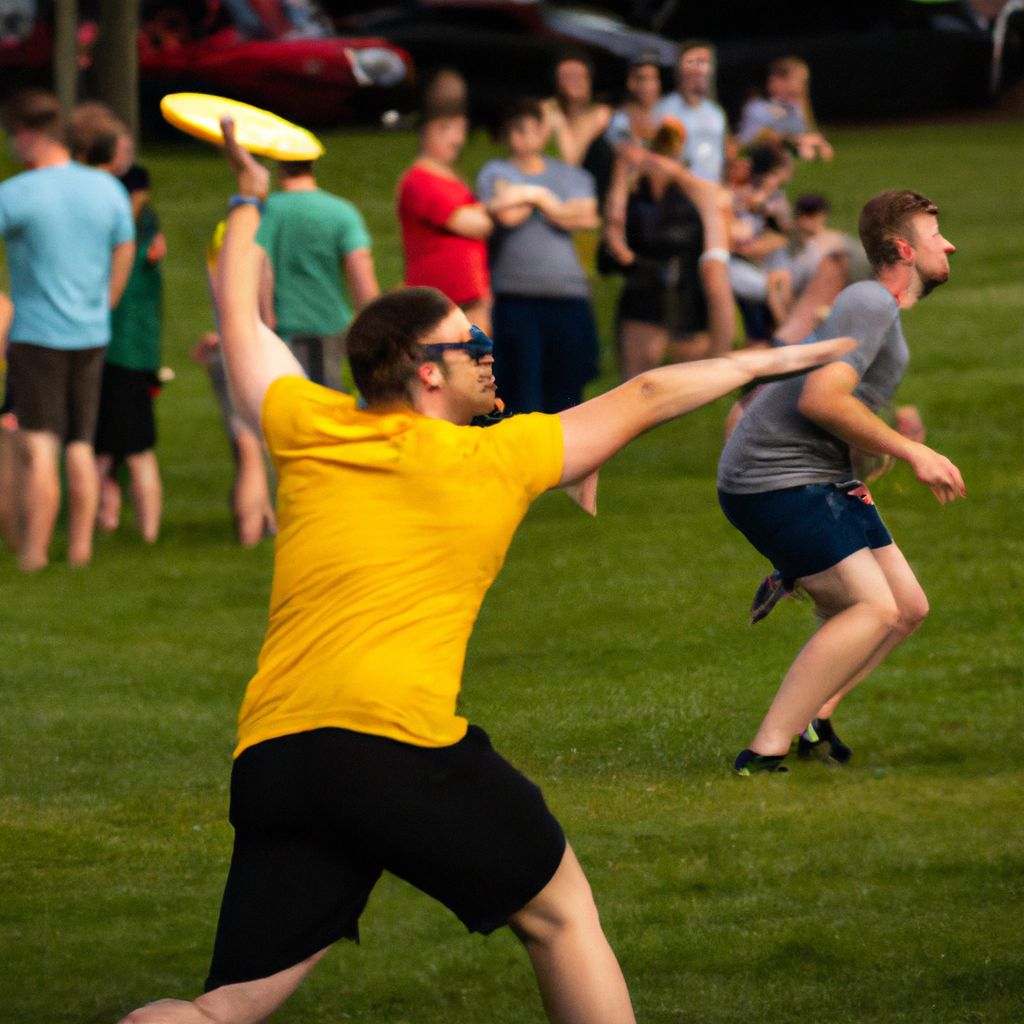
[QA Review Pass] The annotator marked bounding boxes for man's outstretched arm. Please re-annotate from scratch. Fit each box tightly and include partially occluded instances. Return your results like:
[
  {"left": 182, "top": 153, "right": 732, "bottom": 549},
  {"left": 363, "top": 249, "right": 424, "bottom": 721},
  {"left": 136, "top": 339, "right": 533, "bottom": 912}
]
[
  {"left": 216, "top": 117, "right": 305, "bottom": 433},
  {"left": 557, "top": 340, "right": 856, "bottom": 486}
]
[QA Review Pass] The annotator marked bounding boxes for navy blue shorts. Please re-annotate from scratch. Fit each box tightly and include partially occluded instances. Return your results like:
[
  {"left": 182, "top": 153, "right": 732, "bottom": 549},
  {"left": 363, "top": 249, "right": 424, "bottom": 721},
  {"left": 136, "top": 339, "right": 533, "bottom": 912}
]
[
  {"left": 718, "top": 481, "right": 893, "bottom": 585},
  {"left": 205, "top": 725, "right": 566, "bottom": 990}
]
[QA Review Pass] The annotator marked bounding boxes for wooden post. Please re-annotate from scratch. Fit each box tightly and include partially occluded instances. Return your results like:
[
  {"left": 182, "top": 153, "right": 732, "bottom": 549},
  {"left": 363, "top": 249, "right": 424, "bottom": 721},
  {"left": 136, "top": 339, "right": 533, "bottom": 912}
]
[
  {"left": 91, "top": 0, "right": 139, "bottom": 139},
  {"left": 53, "top": 0, "right": 80, "bottom": 116}
]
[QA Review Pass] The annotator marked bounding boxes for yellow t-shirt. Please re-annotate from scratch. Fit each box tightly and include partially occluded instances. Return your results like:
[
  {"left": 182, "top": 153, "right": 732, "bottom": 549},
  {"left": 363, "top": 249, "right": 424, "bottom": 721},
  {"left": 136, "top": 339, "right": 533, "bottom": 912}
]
[{"left": 234, "top": 375, "right": 564, "bottom": 757}]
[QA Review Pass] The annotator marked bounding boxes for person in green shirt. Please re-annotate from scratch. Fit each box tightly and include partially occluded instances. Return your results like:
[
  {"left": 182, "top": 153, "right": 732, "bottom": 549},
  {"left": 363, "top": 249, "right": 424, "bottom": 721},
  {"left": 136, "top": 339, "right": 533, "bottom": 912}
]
[{"left": 256, "top": 158, "right": 380, "bottom": 389}]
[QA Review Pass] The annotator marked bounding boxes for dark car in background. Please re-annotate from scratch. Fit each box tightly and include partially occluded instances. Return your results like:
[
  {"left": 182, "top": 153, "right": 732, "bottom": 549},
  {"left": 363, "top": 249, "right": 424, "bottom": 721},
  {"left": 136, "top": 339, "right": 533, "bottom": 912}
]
[{"left": 334, "top": 0, "right": 1020, "bottom": 128}]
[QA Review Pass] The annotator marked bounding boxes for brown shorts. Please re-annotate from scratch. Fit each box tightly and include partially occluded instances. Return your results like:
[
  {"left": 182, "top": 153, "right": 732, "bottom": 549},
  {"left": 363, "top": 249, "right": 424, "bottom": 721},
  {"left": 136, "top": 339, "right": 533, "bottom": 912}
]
[{"left": 6, "top": 342, "right": 106, "bottom": 443}]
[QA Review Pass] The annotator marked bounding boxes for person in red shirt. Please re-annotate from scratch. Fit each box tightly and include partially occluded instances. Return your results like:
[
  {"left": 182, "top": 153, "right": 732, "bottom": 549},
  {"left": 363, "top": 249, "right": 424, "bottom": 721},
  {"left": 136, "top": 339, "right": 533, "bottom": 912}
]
[{"left": 397, "top": 104, "right": 534, "bottom": 334}]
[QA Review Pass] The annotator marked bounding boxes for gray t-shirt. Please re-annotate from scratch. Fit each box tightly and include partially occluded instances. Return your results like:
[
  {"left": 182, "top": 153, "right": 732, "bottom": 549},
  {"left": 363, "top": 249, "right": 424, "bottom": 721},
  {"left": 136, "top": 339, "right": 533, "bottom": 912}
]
[
  {"left": 717, "top": 280, "right": 909, "bottom": 494},
  {"left": 475, "top": 157, "right": 593, "bottom": 299}
]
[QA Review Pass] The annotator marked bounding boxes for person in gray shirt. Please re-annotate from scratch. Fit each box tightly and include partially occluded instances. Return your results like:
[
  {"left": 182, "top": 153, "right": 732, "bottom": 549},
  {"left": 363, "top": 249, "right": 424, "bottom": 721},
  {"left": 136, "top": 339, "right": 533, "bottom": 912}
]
[
  {"left": 717, "top": 190, "right": 965, "bottom": 775},
  {"left": 477, "top": 98, "right": 600, "bottom": 414}
]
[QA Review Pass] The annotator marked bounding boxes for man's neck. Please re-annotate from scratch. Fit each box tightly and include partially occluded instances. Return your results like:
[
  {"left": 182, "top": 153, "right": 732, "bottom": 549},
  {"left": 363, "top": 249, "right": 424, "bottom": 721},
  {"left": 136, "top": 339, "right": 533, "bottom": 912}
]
[
  {"left": 876, "top": 264, "right": 921, "bottom": 310},
  {"left": 279, "top": 175, "right": 317, "bottom": 192},
  {"left": 27, "top": 139, "right": 70, "bottom": 170},
  {"left": 679, "top": 89, "right": 705, "bottom": 108}
]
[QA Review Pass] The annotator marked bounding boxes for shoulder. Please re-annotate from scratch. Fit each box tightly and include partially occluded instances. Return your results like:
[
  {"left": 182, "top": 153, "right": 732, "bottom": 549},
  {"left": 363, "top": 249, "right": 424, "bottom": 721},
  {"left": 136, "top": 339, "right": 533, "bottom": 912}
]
[{"left": 836, "top": 279, "right": 898, "bottom": 318}]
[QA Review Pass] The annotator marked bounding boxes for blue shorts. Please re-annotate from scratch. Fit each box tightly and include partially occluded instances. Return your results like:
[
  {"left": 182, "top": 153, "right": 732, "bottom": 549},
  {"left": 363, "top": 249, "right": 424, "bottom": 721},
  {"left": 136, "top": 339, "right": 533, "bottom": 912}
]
[{"left": 718, "top": 481, "right": 893, "bottom": 585}]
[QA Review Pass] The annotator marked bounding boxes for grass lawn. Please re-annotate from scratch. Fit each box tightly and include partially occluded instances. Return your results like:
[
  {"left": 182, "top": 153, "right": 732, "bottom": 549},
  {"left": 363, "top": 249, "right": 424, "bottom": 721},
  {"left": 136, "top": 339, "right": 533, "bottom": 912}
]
[{"left": 1, "top": 117, "right": 1022, "bottom": 1023}]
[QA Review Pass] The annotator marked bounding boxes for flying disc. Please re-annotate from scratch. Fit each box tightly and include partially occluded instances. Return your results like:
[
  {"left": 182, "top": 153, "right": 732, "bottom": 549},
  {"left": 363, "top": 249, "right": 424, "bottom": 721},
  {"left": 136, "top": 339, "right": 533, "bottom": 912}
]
[{"left": 160, "top": 93, "right": 325, "bottom": 161}]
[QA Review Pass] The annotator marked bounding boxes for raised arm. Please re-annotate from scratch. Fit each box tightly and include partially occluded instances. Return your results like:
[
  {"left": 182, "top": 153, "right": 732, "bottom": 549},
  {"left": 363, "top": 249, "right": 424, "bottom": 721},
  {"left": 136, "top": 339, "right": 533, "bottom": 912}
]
[
  {"left": 797, "top": 361, "right": 965, "bottom": 504},
  {"left": 216, "top": 117, "right": 305, "bottom": 432},
  {"left": 557, "top": 338, "right": 856, "bottom": 485}
]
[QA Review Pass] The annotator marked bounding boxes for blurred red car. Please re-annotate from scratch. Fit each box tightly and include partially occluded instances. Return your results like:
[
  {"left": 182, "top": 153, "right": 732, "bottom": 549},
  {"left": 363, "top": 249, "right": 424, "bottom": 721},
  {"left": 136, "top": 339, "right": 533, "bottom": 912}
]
[{"left": 0, "top": 1, "right": 415, "bottom": 125}]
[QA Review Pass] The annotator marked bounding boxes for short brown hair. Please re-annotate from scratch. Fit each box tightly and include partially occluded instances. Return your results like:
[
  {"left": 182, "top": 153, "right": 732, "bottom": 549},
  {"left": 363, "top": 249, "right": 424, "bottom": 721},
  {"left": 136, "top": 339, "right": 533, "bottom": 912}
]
[
  {"left": 858, "top": 190, "right": 939, "bottom": 271},
  {"left": 2, "top": 88, "right": 63, "bottom": 142},
  {"left": 68, "top": 100, "right": 125, "bottom": 166},
  {"left": 347, "top": 287, "right": 455, "bottom": 406}
]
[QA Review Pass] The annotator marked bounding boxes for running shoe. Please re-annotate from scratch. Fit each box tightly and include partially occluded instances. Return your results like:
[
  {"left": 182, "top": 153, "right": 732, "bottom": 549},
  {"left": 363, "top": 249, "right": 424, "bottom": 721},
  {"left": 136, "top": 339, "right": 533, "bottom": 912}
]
[
  {"left": 733, "top": 748, "right": 789, "bottom": 776},
  {"left": 797, "top": 718, "right": 853, "bottom": 765},
  {"left": 749, "top": 570, "right": 792, "bottom": 624}
]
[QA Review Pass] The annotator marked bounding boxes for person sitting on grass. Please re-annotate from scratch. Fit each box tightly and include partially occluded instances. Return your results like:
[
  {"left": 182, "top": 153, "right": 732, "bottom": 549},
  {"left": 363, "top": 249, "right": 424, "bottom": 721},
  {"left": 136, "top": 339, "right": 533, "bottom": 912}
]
[{"left": 116, "top": 116, "right": 852, "bottom": 1024}]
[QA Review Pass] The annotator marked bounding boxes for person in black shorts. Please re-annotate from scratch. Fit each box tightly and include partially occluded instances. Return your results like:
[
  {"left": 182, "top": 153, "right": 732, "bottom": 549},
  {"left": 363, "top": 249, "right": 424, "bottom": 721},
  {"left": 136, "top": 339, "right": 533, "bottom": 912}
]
[{"left": 116, "top": 119, "right": 851, "bottom": 1024}]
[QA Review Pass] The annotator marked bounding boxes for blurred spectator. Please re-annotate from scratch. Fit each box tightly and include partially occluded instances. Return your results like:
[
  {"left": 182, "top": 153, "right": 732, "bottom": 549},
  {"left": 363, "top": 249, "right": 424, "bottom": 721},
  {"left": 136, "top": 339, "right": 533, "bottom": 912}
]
[
  {"left": 69, "top": 107, "right": 167, "bottom": 544},
  {"left": 477, "top": 98, "right": 600, "bottom": 413},
  {"left": 542, "top": 51, "right": 615, "bottom": 202},
  {"left": 736, "top": 56, "right": 834, "bottom": 161},
  {"left": 652, "top": 41, "right": 727, "bottom": 182},
  {"left": 256, "top": 158, "right": 379, "bottom": 389},
  {"left": 195, "top": 222, "right": 277, "bottom": 547},
  {"left": 603, "top": 120, "right": 735, "bottom": 377},
  {"left": 728, "top": 143, "right": 795, "bottom": 343},
  {"left": 397, "top": 105, "right": 495, "bottom": 331},
  {"left": 605, "top": 50, "right": 665, "bottom": 148},
  {"left": 93, "top": 163, "right": 166, "bottom": 543},
  {"left": 0, "top": 89, "right": 134, "bottom": 571}
]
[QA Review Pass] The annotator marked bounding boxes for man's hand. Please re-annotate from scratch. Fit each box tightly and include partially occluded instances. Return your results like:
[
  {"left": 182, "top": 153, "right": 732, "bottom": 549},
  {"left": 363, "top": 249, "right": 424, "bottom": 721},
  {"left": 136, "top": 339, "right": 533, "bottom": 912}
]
[
  {"left": 906, "top": 442, "right": 966, "bottom": 505},
  {"left": 220, "top": 117, "right": 270, "bottom": 201}
]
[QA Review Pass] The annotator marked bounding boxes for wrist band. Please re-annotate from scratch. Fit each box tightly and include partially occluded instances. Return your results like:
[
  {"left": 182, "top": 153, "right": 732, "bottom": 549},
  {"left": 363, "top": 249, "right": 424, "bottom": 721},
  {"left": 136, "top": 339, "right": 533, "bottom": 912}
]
[{"left": 228, "top": 194, "right": 264, "bottom": 213}]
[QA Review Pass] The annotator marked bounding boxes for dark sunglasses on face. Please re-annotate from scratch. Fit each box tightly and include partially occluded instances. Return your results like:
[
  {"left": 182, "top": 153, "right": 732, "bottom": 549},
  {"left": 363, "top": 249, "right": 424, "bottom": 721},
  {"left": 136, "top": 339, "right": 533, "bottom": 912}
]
[{"left": 421, "top": 324, "right": 494, "bottom": 363}]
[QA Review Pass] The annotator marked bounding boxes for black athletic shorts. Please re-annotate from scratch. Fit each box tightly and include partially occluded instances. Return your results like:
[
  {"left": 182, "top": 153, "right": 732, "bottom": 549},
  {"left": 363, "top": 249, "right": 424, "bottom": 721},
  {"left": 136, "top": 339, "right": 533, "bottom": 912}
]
[
  {"left": 6, "top": 342, "right": 105, "bottom": 443},
  {"left": 94, "top": 363, "right": 159, "bottom": 459},
  {"left": 205, "top": 725, "right": 566, "bottom": 991},
  {"left": 719, "top": 481, "right": 894, "bottom": 586}
]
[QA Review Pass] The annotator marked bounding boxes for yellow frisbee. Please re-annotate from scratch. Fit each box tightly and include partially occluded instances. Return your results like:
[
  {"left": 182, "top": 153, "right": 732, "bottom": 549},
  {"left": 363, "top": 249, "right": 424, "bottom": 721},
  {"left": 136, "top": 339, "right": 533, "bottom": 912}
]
[{"left": 160, "top": 92, "right": 325, "bottom": 161}]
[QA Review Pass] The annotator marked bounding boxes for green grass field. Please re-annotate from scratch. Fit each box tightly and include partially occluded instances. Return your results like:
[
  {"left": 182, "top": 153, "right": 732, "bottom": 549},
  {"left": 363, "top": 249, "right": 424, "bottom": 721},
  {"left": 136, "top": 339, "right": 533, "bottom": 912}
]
[{"left": 1, "top": 118, "right": 1022, "bottom": 1023}]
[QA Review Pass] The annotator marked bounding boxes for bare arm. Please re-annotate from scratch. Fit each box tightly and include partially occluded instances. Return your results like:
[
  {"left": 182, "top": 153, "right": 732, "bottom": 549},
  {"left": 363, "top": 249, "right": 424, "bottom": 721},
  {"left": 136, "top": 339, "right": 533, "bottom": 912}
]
[
  {"left": 531, "top": 187, "right": 599, "bottom": 232},
  {"left": 216, "top": 117, "right": 305, "bottom": 432},
  {"left": 343, "top": 247, "right": 380, "bottom": 310},
  {"left": 256, "top": 244, "right": 276, "bottom": 329},
  {"left": 109, "top": 241, "right": 136, "bottom": 309},
  {"left": 797, "top": 361, "right": 965, "bottom": 504},
  {"left": 601, "top": 157, "right": 635, "bottom": 265},
  {"left": 445, "top": 203, "right": 494, "bottom": 240},
  {"left": 557, "top": 337, "right": 856, "bottom": 485}
]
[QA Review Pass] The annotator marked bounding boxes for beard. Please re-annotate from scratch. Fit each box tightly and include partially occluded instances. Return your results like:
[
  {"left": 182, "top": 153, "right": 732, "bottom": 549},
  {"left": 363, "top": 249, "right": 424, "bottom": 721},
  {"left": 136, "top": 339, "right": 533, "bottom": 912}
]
[{"left": 918, "top": 267, "right": 950, "bottom": 298}]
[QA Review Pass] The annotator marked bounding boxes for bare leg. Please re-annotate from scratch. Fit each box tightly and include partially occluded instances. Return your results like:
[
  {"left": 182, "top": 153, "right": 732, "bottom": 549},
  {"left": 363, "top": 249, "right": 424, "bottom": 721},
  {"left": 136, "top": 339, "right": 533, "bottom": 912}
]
[
  {"left": 96, "top": 453, "right": 122, "bottom": 533},
  {"left": 233, "top": 426, "right": 275, "bottom": 547},
  {"left": 509, "top": 844, "right": 635, "bottom": 1024},
  {"left": 127, "top": 449, "right": 162, "bottom": 543},
  {"left": 0, "top": 427, "right": 19, "bottom": 549},
  {"left": 666, "top": 332, "right": 712, "bottom": 363},
  {"left": 65, "top": 439, "right": 100, "bottom": 566},
  {"left": 619, "top": 320, "right": 668, "bottom": 380},
  {"left": 16, "top": 429, "right": 61, "bottom": 572},
  {"left": 749, "top": 548, "right": 903, "bottom": 756},
  {"left": 814, "top": 543, "right": 928, "bottom": 720},
  {"left": 698, "top": 253, "right": 736, "bottom": 357},
  {"left": 118, "top": 946, "right": 329, "bottom": 1024}
]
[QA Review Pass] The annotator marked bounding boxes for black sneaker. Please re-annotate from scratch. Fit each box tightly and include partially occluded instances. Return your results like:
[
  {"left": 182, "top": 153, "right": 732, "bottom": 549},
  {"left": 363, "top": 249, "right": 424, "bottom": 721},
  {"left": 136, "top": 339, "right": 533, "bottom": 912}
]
[
  {"left": 733, "top": 748, "right": 789, "bottom": 776},
  {"left": 749, "top": 570, "right": 792, "bottom": 624},
  {"left": 797, "top": 718, "right": 852, "bottom": 765}
]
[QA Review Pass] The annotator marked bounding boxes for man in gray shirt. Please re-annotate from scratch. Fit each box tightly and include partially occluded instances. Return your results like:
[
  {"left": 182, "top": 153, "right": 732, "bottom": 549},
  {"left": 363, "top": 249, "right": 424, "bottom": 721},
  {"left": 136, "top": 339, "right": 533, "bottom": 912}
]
[{"left": 717, "top": 190, "right": 964, "bottom": 775}]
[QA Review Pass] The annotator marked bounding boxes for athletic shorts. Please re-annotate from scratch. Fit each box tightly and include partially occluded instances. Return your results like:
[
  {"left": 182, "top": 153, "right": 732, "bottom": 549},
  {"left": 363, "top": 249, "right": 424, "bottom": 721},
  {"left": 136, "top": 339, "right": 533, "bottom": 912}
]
[
  {"left": 205, "top": 725, "right": 566, "bottom": 991},
  {"left": 616, "top": 251, "right": 709, "bottom": 337},
  {"left": 6, "top": 342, "right": 106, "bottom": 443},
  {"left": 94, "top": 363, "right": 159, "bottom": 459},
  {"left": 718, "top": 481, "right": 894, "bottom": 586}
]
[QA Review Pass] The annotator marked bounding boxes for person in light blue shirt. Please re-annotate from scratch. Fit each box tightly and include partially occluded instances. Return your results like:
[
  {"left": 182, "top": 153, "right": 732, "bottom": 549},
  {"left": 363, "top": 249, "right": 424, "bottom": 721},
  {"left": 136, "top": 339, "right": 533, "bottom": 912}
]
[
  {"left": 651, "top": 41, "right": 727, "bottom": 183},
  {"left": 0, "top": 89, "right": 134, "bottom": 572}
]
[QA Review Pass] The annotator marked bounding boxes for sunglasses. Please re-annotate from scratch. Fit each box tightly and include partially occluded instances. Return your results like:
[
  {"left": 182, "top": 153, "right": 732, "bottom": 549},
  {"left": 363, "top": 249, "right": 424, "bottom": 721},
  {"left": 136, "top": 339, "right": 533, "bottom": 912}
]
[{"left": 421, "top": 324, "right": 494, "bottom": 363}]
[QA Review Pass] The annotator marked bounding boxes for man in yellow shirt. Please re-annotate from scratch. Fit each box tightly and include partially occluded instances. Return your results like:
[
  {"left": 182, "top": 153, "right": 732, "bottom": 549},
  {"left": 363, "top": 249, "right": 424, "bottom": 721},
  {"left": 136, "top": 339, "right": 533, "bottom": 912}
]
[{"left": 119, "top": 121, "right": 852, "bottom": 1024}]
